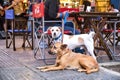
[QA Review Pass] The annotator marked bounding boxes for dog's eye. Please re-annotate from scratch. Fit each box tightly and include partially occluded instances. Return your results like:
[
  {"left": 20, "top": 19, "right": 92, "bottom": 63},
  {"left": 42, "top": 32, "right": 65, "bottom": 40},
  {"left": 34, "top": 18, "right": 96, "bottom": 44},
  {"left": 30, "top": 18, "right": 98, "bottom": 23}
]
[
  {"left": 49, "top": 46, "right": 52, "bottom": 48},
  {"left": 54, "top": 46, "right": 57, "bottom": 49},
  {"left": 56, "top": 29, "right": 58, "bottom": 31},
  {"left": 52, "top": 29, "right": 54, "bottom": 31}
]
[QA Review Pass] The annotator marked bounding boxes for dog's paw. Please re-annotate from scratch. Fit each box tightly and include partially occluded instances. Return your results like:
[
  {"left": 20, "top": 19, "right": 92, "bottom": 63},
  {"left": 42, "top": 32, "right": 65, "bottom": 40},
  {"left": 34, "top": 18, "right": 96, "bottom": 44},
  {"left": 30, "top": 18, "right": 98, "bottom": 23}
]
[
  {"left": 77, "top": 69, "right": 86, "bottom": 72},
  {"left": 36, "top": 67, "right": 43, "bottom": 70},
  {"left": 77, "top": 69, "right": 82, "bottom": 72},
  {"left": 40, "top": 69, "right": 48, "bottom": 72}
]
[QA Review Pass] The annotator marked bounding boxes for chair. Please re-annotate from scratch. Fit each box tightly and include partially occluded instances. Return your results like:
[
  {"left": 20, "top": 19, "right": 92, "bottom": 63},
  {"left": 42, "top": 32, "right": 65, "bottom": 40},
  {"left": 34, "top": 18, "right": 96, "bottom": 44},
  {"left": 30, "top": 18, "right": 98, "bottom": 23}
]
[
  {"left": 102, "top": 21, "right": 120, "bottom": 46},
  {"left": 32, "top": 2, "right": 75, "bottom": 64},
  {"left": 5, "top": 9, "right": 34, "bottom": 51}
]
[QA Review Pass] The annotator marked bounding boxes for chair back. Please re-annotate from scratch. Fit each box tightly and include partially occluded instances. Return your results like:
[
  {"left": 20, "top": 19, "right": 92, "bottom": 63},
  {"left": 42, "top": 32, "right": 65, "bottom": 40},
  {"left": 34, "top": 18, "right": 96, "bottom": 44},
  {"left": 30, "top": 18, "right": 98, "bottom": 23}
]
[
  {"left": 14, "top": 17, "right": 28, "bottom": 33},
  {"left": 5, "top": 9, "right": 15, "bottom": 19},
  {"left": 32, "top": 2, "right": 44, "bottom": 18}
]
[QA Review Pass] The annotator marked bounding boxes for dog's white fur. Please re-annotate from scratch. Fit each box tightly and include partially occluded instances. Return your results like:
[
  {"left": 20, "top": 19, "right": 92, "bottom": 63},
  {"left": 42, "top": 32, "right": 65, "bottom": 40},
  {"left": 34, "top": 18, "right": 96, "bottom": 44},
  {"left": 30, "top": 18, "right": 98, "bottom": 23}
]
[{"left": 48, "top": 26, "right": 96, "bottom": 59}]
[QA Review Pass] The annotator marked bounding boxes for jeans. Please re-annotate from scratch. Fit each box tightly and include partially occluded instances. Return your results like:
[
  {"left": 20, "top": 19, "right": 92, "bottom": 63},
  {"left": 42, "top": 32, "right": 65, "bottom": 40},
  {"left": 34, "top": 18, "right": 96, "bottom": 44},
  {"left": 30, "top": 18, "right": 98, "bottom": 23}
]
[{"left": 73, "top": 47, "right": 85, "bottom": 54}]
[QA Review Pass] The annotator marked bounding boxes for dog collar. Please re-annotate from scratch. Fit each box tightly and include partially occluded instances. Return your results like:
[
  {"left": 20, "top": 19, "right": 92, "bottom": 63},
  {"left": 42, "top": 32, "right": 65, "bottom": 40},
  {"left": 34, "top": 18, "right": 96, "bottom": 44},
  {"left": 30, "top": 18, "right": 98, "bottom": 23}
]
[{"left": 54, "top": 33, "right": 62, "bottom": 41}]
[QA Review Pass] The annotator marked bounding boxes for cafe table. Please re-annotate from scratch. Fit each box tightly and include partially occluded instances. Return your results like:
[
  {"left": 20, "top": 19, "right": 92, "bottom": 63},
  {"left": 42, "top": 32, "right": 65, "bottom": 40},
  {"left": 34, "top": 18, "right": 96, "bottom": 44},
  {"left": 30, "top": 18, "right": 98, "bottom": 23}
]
[{"left": 69, "top": 12, "right": 120, "bottom": 60}]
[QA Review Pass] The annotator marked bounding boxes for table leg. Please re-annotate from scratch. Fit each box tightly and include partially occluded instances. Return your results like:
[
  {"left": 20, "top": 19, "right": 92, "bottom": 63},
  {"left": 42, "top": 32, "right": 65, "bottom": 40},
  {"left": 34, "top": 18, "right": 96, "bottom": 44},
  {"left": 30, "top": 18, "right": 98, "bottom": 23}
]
[{"left": 92, "top": 21, "right": 113, "bottom": 60}]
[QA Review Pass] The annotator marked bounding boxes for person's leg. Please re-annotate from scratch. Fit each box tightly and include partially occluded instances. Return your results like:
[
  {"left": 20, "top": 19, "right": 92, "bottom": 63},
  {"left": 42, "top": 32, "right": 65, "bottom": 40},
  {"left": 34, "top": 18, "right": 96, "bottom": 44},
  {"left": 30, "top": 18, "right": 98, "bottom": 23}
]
[
  {"left": 27, "top": 16, "right": 33, "bottom": 31},
  {"left": 0, "top": 18, "right": 4, "bottom": 31},
  {"left": 0, "top": 17, "right": 7, "bottom": 32}
]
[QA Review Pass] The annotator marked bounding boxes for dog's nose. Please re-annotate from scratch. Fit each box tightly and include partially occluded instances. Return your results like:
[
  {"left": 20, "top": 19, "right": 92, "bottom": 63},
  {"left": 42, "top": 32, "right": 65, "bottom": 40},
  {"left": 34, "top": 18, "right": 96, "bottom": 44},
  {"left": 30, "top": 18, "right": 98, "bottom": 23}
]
[
  {"left": 48, "top": 50, "right": 55, "bottom": 55},
  {"left": 53, "top": 33, "right": 56, "bottom": 36}
]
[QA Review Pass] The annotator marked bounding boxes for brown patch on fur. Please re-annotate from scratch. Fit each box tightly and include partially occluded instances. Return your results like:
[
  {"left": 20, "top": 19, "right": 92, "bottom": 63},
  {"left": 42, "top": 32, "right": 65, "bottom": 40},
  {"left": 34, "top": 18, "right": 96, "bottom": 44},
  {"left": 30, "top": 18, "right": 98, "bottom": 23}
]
[
  {"left": 58, "top": 27, "right": 62, "bottom": 32},
  {"left": 69, "top": 35, "right": 74, "bottom": 39},
  {"left": 78, "top": 37, "right": 84, "bottom": 43}
]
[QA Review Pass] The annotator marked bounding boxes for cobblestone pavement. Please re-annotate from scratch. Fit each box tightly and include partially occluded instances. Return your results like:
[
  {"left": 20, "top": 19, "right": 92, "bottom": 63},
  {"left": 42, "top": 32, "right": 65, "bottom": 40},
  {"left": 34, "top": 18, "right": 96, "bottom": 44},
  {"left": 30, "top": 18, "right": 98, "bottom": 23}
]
[{"left": 0, "top": 39, "right": 120, "bottom": 80}]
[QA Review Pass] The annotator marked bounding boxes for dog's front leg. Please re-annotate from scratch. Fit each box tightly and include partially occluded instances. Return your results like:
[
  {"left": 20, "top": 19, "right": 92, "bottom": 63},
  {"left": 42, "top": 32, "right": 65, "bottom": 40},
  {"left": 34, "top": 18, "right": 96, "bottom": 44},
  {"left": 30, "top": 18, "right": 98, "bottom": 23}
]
[
  {"left": 36, "top": 60, "right": 60, "bottom": 70},
  {"left": 85, "top": 44, "right": 96, "bottom": 60},
  {"left": 36, "top": 59, "right": 61, "bottom": 70},
  {"left": 36, "top": 64, "right": 57, "bottom": 70},
  {"left": 41, "top": 65, "right": 65, "bottom": 72}
]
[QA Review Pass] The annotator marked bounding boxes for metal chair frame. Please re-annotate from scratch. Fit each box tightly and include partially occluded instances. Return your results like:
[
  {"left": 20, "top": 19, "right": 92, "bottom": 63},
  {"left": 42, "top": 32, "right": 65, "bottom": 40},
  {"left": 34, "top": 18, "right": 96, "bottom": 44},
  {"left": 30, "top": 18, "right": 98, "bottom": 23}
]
[
  {"left": 6, "top": 18, "right": 34, "bottom": 51},
  {"left": 32, "top": 1, "right": 75, "bottom": 64}
]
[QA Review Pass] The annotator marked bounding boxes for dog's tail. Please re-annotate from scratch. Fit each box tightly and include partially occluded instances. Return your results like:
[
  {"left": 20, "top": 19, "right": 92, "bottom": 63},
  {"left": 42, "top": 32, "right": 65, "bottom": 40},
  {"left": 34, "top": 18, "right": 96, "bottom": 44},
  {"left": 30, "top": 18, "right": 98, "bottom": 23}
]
[{"left": 88, "top": 31, "right": 95, "bottom": 38}]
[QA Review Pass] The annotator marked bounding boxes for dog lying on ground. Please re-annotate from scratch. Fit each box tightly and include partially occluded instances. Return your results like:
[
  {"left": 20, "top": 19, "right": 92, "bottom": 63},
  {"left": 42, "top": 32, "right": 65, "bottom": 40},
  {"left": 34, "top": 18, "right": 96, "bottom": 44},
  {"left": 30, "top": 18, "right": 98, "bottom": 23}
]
[
  {"left": 36, "top": 42, "right": 99, "bottom": 74},
  {"left": 48, "top": 26, "right": 96, "bottom": 59}
]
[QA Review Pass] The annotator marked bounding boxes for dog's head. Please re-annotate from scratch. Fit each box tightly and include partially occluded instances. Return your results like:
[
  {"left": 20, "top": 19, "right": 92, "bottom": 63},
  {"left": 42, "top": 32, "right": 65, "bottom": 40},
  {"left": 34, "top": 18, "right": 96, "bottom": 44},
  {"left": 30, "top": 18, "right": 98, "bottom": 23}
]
[
  {"left": 48, "top": 26, "right": 62, "bottom": 38},
  {"left": 48, "top": 42, "right": 69, "bottom": 55}
]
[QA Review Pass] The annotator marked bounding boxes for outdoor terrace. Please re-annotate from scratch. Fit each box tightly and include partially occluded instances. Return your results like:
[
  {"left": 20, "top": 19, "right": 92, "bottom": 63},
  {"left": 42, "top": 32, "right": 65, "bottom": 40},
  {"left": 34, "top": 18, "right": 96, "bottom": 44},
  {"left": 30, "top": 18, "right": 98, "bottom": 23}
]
[{"left": 0, "top": 38, "right": 120, "bottom": 80}]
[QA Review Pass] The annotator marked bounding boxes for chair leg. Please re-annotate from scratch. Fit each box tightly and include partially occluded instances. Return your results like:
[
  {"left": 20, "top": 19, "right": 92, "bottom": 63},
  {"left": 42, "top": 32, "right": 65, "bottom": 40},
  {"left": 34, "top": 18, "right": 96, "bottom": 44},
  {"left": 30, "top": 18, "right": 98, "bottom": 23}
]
[
  {"left": 26, "top": 33, "right": 33, "bottom": 49},
  {"left": 21, "top": 33, "right": 33, "bottom": 49},
  {"left": 6, "top": 31, "right": 9, "bottom": 48},
  {"left": 13, "top": 34, "right": 16, "bottom": 51},
  {"left": 115, "top": 33, "right": 120, "bottom": 46},
  {"left": 22, "top": 33, "right": 26, "bottom": 50},
  {"left": 103, "top": 32, "right": 114, "bottom": 45}
]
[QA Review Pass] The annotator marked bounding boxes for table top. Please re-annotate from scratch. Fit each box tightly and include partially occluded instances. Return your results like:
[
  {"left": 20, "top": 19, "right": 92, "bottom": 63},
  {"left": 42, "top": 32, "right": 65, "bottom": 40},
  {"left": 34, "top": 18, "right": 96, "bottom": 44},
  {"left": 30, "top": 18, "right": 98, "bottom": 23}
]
[
  {"left": 69, "top": 12, "right": 120, "bottom": 19},
  {"left": 70, "top": 11, "right": 120, "bottom": 15},
  {"left": 79, "top": 14, "right": 120, "bottom": 18}
]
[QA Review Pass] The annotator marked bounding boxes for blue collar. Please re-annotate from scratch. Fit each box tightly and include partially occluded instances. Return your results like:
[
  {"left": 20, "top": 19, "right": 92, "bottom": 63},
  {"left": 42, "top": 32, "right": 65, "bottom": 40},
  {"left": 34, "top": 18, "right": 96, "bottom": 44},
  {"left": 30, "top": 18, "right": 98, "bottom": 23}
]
[{"left": 54, "top": 33, "right": 62, "bottom": 40}]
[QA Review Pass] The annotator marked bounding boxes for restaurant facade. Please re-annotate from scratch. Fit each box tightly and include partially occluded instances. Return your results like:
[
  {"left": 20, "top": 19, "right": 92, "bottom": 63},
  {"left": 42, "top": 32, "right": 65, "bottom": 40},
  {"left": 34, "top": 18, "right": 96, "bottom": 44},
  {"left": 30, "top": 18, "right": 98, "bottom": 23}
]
[
  {"left": 4, "top": 0, "right": 120, "bottom": 12},
  {"left": 60, "top": 0, "right": 120, "bottom": 12}
]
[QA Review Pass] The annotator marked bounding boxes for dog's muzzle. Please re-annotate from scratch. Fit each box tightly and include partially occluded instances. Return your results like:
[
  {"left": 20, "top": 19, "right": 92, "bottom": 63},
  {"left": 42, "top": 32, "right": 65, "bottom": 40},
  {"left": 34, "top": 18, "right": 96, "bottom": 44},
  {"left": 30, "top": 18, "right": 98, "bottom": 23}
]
[
  {"left": 48, "top": 50, "right": 56, "bottom": 55},
  {"left": 53, "top": 33, "right": 56, "bottom": 37}
]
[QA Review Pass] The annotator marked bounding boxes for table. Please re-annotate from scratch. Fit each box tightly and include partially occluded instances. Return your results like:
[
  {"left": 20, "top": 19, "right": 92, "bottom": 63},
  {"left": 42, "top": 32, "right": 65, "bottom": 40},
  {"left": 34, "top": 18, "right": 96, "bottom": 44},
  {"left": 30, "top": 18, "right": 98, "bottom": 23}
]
[
  {"left": 69, "top": 12, "right": 120, "bottom": 60},
  {"left": 69, "top": 12, "right": 120, "bottom": 33}
]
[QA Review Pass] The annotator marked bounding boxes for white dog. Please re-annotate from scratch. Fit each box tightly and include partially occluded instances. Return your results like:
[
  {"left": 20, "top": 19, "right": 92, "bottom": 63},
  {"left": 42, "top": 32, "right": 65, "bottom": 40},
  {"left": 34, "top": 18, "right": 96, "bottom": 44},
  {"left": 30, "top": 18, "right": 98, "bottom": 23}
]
[{"left": 47, "top": 26, "right": 96, "bottom": 59}]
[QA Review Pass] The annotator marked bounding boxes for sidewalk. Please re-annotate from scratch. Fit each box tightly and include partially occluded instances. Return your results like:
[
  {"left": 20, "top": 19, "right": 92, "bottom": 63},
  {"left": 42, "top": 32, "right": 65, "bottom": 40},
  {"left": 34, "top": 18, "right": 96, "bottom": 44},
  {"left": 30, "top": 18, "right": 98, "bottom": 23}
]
[{"left": 0, "top": 39, "right": 120, "bottom": 80}]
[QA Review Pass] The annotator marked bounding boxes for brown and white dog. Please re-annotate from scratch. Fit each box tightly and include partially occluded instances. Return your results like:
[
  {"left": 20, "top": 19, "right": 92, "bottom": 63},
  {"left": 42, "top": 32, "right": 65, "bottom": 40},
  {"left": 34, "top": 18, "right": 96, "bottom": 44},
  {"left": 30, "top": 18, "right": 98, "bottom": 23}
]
[
  {"left": 37, "top": 42, "right": 99, "bottom": 74},
  {"left": 48, "top": 26, "right": 96, "bottom": 59}
]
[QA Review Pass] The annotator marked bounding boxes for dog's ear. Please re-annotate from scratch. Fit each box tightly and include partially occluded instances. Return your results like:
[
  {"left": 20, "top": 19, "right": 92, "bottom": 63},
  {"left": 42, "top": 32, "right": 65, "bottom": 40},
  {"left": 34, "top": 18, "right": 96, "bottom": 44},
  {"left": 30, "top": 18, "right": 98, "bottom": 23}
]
[
  {"left": 60, "top": 44, "right": 67, "bottom": 50},
  {"left": 58, "top": 27, "right": 62, "bottom": 32},
  {"left": 47, "top": 27, "right": 52, "bottom": 33}
]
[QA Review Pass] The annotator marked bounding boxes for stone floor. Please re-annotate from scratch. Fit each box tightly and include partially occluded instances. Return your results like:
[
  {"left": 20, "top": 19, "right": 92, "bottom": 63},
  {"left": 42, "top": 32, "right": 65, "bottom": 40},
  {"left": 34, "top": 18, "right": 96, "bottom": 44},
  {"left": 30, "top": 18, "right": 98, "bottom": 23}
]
[{"left": 0, "top": 39, "right": 120, "bottom": 80}]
